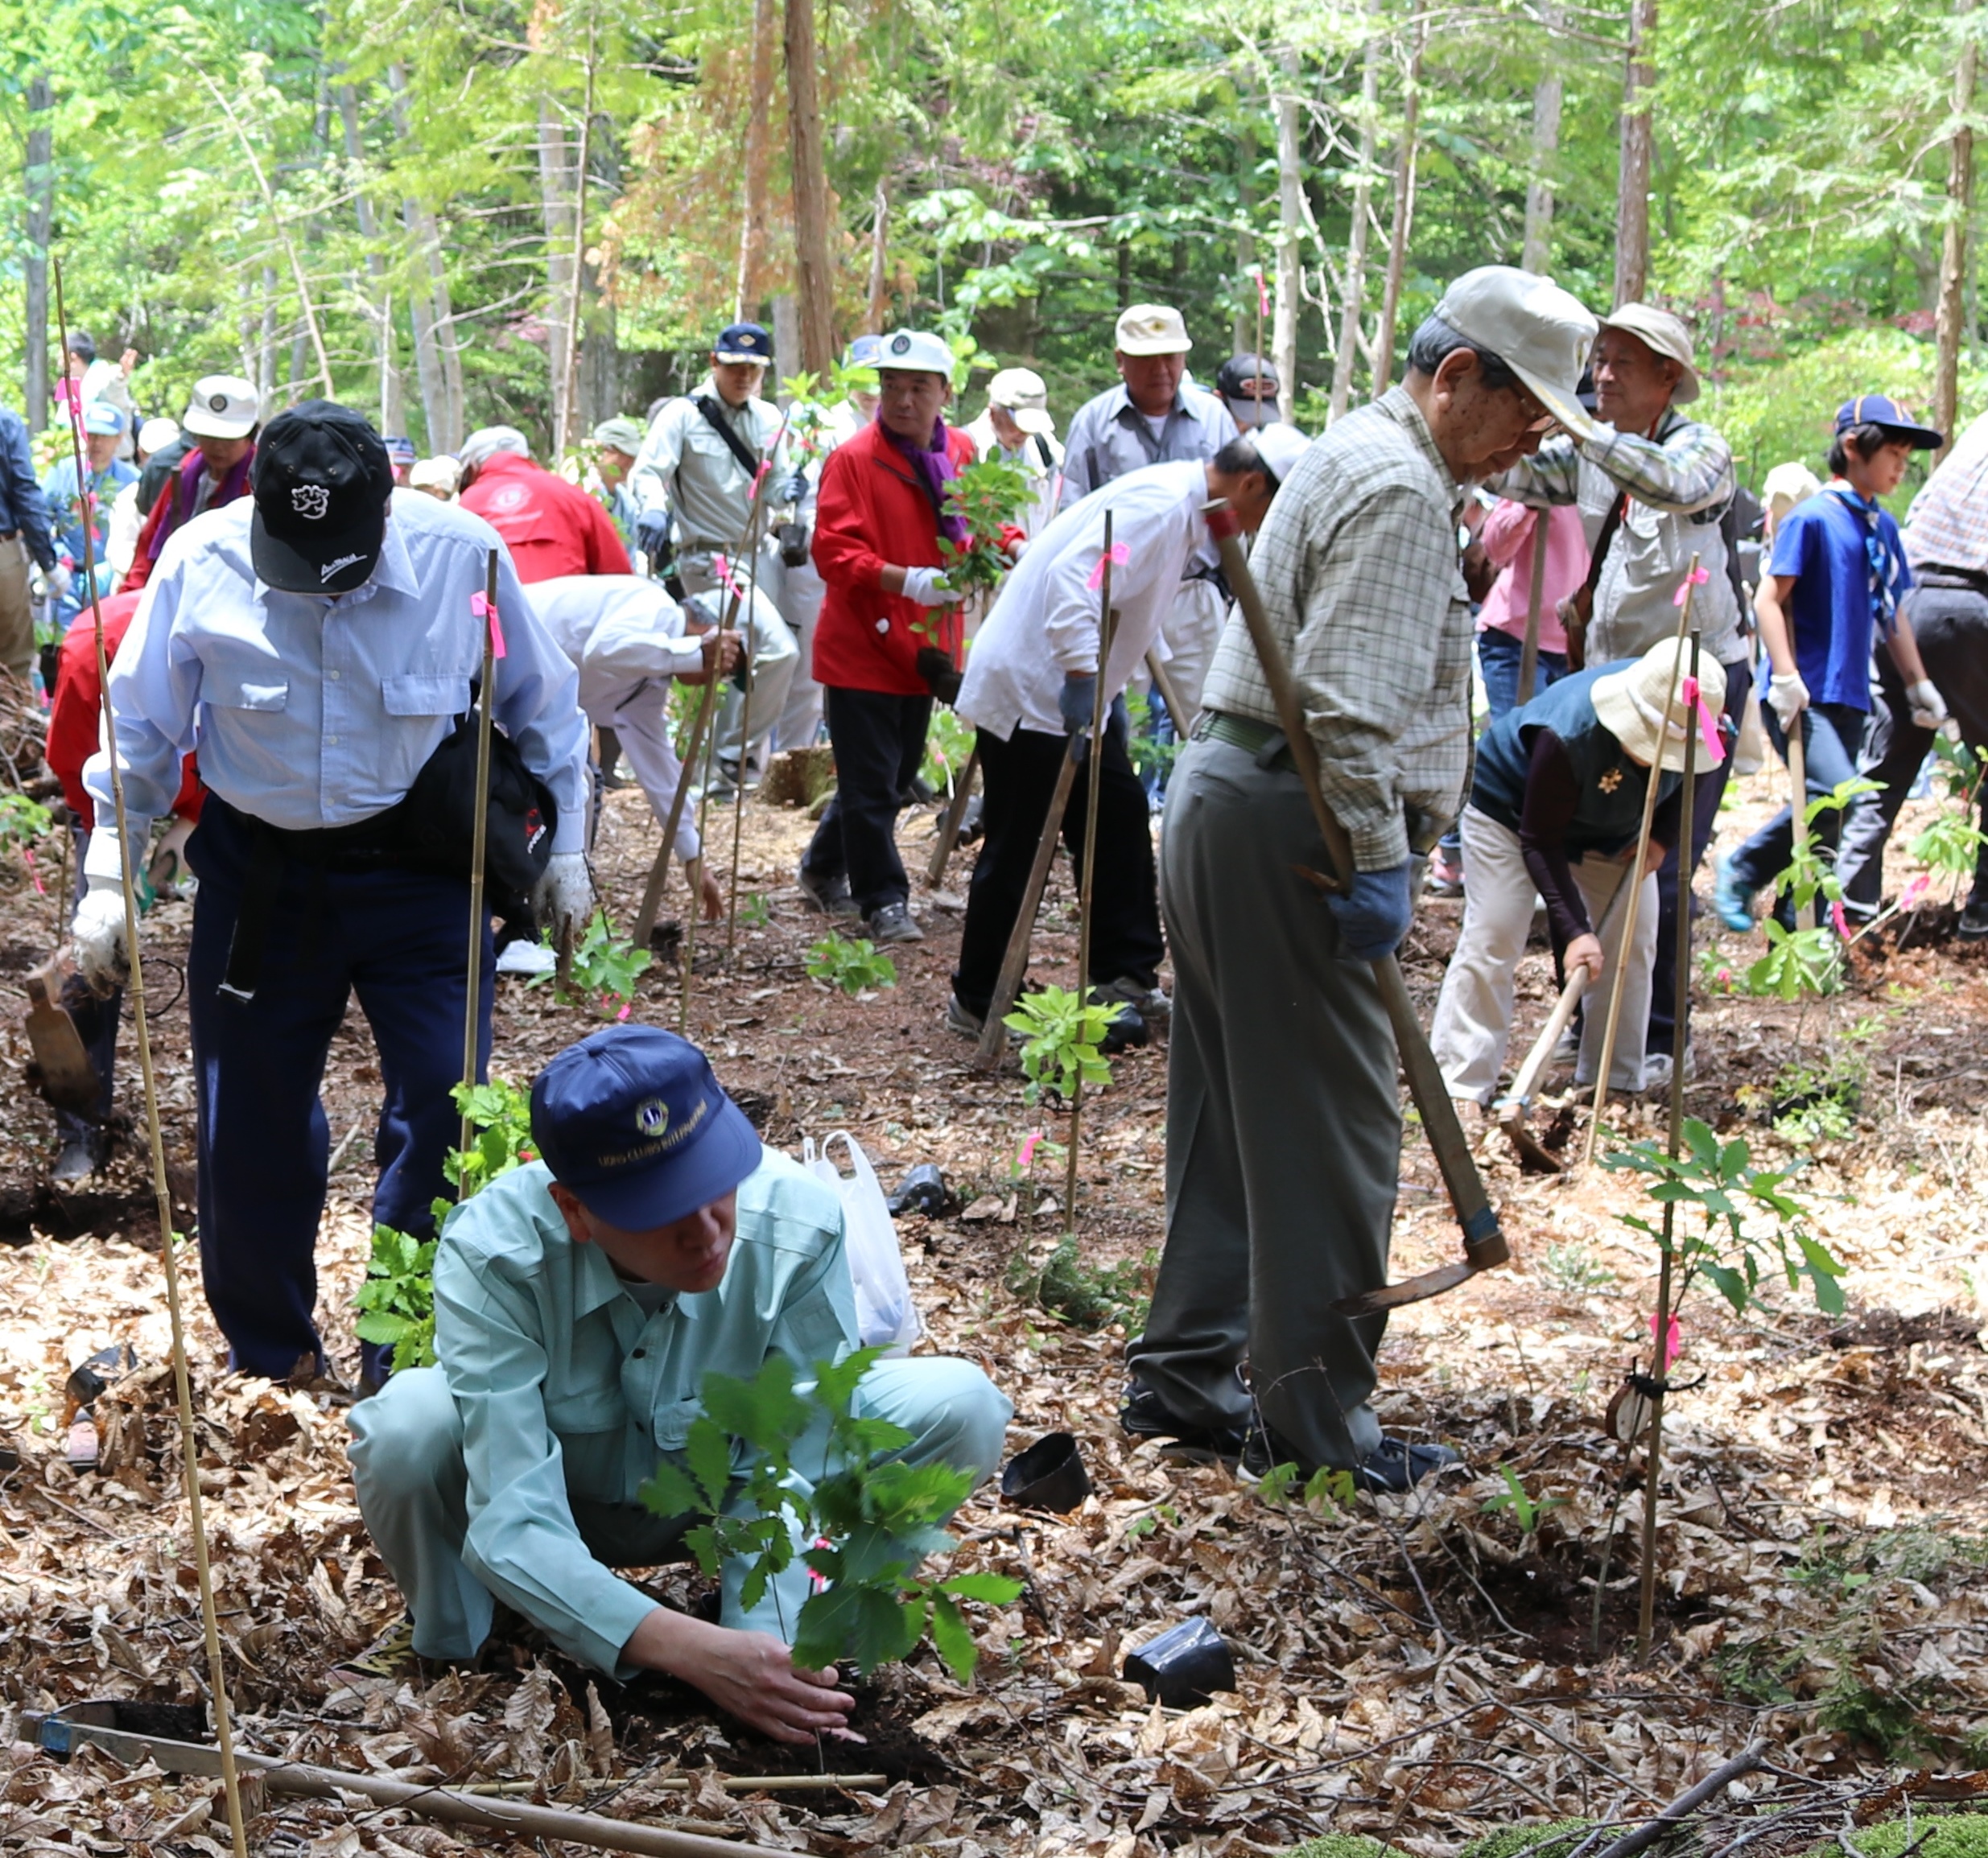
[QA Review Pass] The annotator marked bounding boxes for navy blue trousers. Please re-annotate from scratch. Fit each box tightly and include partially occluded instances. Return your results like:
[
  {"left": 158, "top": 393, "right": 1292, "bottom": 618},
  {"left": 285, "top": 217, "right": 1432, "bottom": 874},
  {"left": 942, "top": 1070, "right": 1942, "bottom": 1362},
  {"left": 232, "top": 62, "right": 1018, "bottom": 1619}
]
[{"left": 187, "top": 798, "right": 493, "bottom": 1381}]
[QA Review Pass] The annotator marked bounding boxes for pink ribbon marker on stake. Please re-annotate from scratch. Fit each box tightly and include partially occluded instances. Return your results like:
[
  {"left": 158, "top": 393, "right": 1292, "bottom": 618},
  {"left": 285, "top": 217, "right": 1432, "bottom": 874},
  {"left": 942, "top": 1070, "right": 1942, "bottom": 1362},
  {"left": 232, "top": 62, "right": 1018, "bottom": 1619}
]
[
  {"left": 471, "top": 591, "right": 506, "bottom": 660},
  {"left": 1254, "top": 267, "right": 1270, "bottom": 320},
  {"left": 1086, "top": 542, "right": 1130, "bottom": 591},
  {"left": 1679, "top": 675, "right": 1725, "bottom": 766},
  {"left": 1672, "top": 563, "right": 1710, "bottom": 607},
  {"left": 1651, "top": 1312, "right": 1681, "bottom": 1371}
]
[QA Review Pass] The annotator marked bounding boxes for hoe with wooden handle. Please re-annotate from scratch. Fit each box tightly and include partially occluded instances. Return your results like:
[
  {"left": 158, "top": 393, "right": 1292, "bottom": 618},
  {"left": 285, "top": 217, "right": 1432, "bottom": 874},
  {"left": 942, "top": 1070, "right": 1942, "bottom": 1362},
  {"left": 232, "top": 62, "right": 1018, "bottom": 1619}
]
[{"left": 1206, "top": 501, "right": 1508, "bottom": 1316}]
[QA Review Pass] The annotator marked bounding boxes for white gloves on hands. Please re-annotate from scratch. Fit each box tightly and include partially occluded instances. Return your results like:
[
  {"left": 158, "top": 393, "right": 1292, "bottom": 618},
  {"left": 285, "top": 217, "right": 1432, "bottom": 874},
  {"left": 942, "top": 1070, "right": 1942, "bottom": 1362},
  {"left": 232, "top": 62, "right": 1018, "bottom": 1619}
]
[
  {"left": 1767, "top": 671, "right": 1810, "bottom": 731},
  {"left": 72, "top": 883, "right": 130, "bottom": 996},
  {"left": 46, "top": 563, "right": 72, "bottom": 604},
  {"left": 534, "top": 851, "right": 593, "bottom": 948},
  {"left": 1908, "top": 678, "right": 1950, "bottom": 731},
  {"left": 900, "top": 566, "right": 964, "bottom": 607}
]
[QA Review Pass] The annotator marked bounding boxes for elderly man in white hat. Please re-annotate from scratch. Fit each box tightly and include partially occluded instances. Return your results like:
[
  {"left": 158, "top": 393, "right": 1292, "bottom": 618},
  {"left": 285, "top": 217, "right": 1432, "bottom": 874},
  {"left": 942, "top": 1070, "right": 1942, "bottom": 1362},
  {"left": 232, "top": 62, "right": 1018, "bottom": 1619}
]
[
  {"left": 123, "top": 375, "right": 262, "bottom": 592},
  {"left": 964, "top": 368, "right": 1064, "bottom": 542},
  {"left": 1124, "top": 266, "right": 1597, "bottom": 1494},
  {"left": 1430, "top": 641, "right": 1728, "bottom": 1107},
  {"left": 1494, "top": 302, "right": 1751, "bottom": 1081},
  {"left": 1058, "top": 305, "right": 1241, "bottom": 727}
]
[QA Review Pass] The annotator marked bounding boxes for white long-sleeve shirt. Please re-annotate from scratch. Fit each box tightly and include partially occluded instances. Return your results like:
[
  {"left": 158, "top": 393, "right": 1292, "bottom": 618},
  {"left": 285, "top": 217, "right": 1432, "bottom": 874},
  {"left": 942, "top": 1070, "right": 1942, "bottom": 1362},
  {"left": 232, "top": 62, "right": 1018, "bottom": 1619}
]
[
  {"left": 522, "top": 573, "right": 703, "bottom": 711},
  {"left": 956, "top": 459, "right": 1207, "bottom": 741},
  {"left": 84, "top": 488, "right": 590, "bottom": 882}
]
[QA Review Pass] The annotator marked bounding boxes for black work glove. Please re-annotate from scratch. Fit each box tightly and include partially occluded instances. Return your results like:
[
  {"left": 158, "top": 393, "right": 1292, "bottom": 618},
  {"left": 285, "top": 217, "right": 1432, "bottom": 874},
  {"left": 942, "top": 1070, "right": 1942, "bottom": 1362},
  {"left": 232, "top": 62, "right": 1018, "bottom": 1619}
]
[{"left": 916, "top": 645, "right": 962, "bottom": 705}]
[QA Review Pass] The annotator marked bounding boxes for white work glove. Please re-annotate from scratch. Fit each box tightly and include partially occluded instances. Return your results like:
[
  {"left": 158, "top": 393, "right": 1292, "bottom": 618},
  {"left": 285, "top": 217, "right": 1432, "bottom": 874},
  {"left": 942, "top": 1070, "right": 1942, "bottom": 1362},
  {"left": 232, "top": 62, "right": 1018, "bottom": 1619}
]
[
  {"left": 1908, "top": 678, "right": 1950, "bottom": 731},
  {"left": 1767, "top": 670, "right": 1809, "bottom": 731},
  {"left": 46, "top": 562, "right": 72, "bottom": 604},
  {"left": 900, "top": 566, "right": 965, "bottom": 607},
  {"left": 533, "top": 851, "right": 592, "bottom": 947},
  {"left": 71, "top": 882, "right": 130, "bottom": 996}
]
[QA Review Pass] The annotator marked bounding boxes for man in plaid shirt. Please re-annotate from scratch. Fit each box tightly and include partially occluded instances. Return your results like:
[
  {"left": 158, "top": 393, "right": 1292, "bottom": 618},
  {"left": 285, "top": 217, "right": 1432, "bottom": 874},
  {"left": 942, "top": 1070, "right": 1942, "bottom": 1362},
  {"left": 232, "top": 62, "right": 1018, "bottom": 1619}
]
[{"left": 1124, "top": 267, "right": 1598, "bottom": 1490}]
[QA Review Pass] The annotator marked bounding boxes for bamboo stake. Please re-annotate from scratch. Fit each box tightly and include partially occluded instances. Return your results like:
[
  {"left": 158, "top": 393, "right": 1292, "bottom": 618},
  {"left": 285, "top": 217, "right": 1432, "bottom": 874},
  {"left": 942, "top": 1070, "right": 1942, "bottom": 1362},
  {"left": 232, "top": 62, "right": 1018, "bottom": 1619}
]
[
  {"left": 1785, "top": 716, "right": 1810, "bottom": 925},
  {"left": 459, "top": 550, "right": 498, "bottom": 1168},
  {"left": 722, "top": 552, "right": 765, "bottom": 970},
  {"left": 1064, "top": 513, "right": 1116, "bottom": 1227},
  {"left": 1635, "top": 628, "right": 1700, "bottom": 1662},
  {"left": 633, "top": 674, "right": 718, "bottom": 948},
  {"left": 923, "top": 744, "right": 979, "bottom": 889},
  {"left": 1516, "top": 507, "right": 1551, "bottom": 708},
  {"left": 1582, "top": 557, "right": 1700, "bottom": 1165},
  {"left": 54, "top": 255, "right": 251, "bottom": 1858}
]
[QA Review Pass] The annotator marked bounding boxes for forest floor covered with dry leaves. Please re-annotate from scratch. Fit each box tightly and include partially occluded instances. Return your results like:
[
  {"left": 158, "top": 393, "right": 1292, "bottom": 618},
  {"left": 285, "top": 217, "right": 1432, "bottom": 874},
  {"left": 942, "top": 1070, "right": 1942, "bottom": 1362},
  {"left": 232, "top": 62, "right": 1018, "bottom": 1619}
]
[{"left": 2, "top": 754, "right": 1987, "bottom": 1857}]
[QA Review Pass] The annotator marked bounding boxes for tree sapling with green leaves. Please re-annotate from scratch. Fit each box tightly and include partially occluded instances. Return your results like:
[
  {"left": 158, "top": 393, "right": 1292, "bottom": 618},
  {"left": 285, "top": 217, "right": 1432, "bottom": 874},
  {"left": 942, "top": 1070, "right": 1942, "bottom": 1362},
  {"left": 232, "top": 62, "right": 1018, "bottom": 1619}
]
[
  {"left": 1003, "top": 984, "right": 1115, "bottom": 1108},
  {"left": 638, "top": 1348, "right": 1021, "bottom": 1681}
]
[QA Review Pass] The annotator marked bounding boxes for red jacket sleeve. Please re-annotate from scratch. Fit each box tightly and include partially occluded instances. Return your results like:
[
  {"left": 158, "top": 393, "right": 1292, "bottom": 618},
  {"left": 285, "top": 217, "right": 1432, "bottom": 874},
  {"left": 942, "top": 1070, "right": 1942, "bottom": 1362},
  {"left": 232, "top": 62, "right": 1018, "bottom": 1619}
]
[
  {"left": 46, "top": 622, "right": 108, "bottom": 823},
  {"left": 811, "top": 444, "right": 886, "bottom": 594}
]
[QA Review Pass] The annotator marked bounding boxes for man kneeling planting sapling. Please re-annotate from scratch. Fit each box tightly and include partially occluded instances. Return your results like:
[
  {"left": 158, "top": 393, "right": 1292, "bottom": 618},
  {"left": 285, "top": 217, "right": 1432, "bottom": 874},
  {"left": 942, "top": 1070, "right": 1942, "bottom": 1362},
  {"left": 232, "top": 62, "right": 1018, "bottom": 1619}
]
[{"left": 349, "top": 1024, "right": 1013, "bottom": 1741}]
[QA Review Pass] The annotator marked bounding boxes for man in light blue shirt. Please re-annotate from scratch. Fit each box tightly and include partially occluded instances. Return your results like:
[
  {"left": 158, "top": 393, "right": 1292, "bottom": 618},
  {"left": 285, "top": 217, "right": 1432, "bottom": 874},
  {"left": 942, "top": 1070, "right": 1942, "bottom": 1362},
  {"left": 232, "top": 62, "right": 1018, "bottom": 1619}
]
[
  {"left": 350, "top": 1025, "right": 1011, "bottom": 1743},
  {"left": 75, "top": 401, "right": 592, "bottom": 1384}
]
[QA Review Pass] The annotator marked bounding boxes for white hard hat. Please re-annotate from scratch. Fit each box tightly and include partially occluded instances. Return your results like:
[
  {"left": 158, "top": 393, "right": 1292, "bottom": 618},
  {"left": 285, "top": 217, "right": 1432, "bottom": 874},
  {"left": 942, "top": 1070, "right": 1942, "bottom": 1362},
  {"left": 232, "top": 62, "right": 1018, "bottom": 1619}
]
[
  {"left": 183, "top": 376, "right": 261, "bottom": 441},
  {"left": 877, "top": 329, "right": 957, "bottom": 378},
  {"left": 1431, "top": 267, "right": 1599, "bottom": 441}
]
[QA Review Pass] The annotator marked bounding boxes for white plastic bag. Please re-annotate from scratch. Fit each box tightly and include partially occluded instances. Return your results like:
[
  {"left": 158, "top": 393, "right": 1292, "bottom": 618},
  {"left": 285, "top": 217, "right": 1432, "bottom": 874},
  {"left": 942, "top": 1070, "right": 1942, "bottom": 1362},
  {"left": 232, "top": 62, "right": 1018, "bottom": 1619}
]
[{"left": 800, "top": 1131, "right": 922, "bottom": 1353}]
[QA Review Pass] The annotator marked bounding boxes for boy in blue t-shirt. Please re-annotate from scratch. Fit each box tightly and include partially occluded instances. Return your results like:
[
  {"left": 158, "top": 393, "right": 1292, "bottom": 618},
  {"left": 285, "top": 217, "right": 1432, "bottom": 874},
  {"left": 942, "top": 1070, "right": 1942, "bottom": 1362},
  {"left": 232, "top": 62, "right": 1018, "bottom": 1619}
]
[{"left": 1717, "top": 395, "right": 1945, "bottom": 928}]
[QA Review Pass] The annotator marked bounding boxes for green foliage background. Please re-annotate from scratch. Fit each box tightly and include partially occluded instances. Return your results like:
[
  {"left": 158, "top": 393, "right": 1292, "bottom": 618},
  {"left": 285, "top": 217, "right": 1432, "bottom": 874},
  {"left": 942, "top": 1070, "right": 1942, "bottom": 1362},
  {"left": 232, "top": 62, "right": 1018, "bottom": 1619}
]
[{"left": 2, "top": 0, "right": 1980, "bottom": 488}]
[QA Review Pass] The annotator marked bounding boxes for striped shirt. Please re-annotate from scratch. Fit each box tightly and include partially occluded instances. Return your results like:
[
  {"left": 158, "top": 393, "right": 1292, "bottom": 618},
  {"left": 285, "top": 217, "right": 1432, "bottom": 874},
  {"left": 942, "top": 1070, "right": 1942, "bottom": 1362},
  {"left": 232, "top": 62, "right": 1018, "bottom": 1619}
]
[
  {"left": 1904, "top": 410, "right": 1988, "bottom": 575},
  {"left": 1498, "top": 411, "right": 1745, "bottom": 666},
  {"left": 1200, "top": 385, "right": 1473, "bottom": 871}
]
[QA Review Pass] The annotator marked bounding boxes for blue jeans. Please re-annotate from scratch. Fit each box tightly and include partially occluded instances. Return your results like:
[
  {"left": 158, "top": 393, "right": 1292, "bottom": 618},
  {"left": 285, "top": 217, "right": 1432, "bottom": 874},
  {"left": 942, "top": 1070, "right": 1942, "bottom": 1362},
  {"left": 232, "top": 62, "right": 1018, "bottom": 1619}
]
[
  {"left": 1439, "top": 632, "right": 1570, "bottom": 866},
  {"left": 1725, "top": 700, "right": 1868, "bottom": 903},
  {"left": 188, "top": 796, "right": 493, "bottom": 1380}
]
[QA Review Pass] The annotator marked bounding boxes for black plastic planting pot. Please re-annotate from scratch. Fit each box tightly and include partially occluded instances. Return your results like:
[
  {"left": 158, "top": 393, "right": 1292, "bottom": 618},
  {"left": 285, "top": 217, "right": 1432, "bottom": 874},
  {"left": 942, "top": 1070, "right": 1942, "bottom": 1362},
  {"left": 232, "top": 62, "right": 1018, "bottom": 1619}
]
[
  {"left": 1123, "top": 1617, "right": 1235, "bottom": 1707},
  {"left": 999, "top": 1431, "right": 1091, "bottom": 1513}
]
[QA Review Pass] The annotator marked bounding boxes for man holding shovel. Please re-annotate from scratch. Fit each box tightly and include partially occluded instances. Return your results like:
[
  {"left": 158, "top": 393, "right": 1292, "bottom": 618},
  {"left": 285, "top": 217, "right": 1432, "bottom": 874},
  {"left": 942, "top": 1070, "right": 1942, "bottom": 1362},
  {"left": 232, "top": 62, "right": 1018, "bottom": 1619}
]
[
  {"left": 945, "top": 425, "right": 1305, "bottom": 1045},
  {"left": 1429, "top": 643, "right": 1726, "bottom": 1108},
  {"left": 1124, "top": 268, "right": 1597, "bottom": 1489}
]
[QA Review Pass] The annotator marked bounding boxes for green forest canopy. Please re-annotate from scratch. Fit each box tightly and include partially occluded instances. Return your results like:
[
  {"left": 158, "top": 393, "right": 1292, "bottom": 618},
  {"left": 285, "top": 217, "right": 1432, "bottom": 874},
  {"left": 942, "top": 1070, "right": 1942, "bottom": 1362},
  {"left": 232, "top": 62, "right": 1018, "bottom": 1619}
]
[{"left": 4, "top": 0, "right": 1982, "bottom": 501}]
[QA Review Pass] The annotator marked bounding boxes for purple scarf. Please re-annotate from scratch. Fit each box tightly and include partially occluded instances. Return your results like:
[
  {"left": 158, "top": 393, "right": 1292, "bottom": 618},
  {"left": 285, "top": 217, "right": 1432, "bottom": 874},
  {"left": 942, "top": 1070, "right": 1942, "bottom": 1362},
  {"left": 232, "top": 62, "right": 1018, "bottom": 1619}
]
[
  {"left": 885, "top": 418, "right": 967, "bottom": 549},
  {"left": 171, "top": 444, "right": 254, "bottom": 535}
]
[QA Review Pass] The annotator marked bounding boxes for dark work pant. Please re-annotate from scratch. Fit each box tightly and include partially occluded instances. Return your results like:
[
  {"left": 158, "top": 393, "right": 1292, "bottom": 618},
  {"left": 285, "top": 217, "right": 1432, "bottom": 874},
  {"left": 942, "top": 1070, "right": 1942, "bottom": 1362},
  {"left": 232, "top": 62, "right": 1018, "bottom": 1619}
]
[
  {"left": 951, "top": 718, "right": 1164, "bottom": 1017},
  {"left": 1837, "top": 588, "right": 1988, "bottom": 914},
  {"left": 802, "top": 686, "right": 932, "bottom": 915},
  {"left": 1726, "top": 698, "right": 1868, "bottom": 908},
  {"left": 1648, "top": 653, "right": 1751, "bottom": 1055},
  {"left": 187, "top": 797, "right": 493, "bottom": 1382}
]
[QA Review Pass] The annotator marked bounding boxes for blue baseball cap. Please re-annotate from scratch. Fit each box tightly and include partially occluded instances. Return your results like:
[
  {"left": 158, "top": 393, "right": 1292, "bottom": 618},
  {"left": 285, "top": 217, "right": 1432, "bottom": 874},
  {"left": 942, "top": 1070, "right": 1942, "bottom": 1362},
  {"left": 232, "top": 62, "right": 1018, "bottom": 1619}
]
[
  {"left": 1835, "top": 394, "right": 1943, "bottom": 450},
  {"left": 383, "top": 435, "right": 417, "bottom": 468},
  {"left": 529, "top": 1026, "right": 762, "bottom": 1230},
  {"left": 713, "top": 322, "right": 773, "bottom": 365},
  {"left": 844, "top": 335, "right": 885, "bottom": 369},
  {"left": 81, "top": 401, "right": 126, "bottom": 436}
]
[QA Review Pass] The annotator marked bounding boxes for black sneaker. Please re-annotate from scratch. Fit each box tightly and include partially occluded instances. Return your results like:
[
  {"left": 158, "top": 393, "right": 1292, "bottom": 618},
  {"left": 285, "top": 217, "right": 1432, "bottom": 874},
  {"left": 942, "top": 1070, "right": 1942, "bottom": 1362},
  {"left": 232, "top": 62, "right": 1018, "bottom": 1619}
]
[
  {"left": 1099, "top": 1003, "right": 1148, "bottom": 1054},
  {"left": 866, "top": 900, "right": 925, "bottom": 945},
  {"left": 1242, "top": 1425, "right": 1461, "bottom": 1493},
  {"left": 1120, "top": 1380, "right": 1248, "bottom": 1465},
  {"left": 1961, "top": 899, "right": 1988, "bottom": 941},
  {"left": 795, "top": 866, "right": 857, "bottom": 916}
]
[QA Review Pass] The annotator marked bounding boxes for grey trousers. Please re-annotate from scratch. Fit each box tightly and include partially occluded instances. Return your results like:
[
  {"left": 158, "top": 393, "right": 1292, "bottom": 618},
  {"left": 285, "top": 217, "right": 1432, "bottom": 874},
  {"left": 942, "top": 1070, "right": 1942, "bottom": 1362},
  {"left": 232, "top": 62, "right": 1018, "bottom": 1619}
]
[
  {"left": 1127, "top": 735, "right": 1395, "bottom": 1471},
  {"left": 681, "top": 550, "right": 799, "bottom": 783}
]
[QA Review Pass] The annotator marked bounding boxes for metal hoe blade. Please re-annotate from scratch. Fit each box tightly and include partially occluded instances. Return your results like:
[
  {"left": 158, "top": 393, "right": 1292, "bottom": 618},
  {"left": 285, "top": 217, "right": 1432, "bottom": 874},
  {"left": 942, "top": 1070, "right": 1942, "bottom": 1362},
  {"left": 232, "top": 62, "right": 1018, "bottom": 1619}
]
[{"left": 1335, "top": 1251, "right": 1499, "bottom": 1317}]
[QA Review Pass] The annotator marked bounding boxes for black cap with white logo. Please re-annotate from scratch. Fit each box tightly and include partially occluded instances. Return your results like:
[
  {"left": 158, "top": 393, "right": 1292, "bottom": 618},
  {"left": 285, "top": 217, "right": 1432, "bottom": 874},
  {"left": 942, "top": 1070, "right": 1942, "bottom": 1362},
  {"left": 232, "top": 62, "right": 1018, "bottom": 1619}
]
[{"left": 250, "top": 400, "right": 396, "bottom": 595}]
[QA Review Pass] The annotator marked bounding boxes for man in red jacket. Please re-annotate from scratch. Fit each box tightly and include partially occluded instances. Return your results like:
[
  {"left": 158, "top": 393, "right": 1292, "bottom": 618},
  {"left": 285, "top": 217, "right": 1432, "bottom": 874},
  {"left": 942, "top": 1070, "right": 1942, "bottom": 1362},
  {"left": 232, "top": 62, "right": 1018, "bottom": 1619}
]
[
  {"left": 457, "top": 426, "right": 632, "bottom": 583},
  {"left": 798, "top": 331, "right": 975, "bottom": 944}
]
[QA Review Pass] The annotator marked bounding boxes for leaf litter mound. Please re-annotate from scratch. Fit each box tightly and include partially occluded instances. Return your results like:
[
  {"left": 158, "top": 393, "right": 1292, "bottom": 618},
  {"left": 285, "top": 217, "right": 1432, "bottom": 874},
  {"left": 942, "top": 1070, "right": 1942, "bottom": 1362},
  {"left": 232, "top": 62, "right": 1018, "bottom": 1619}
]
[{"left": 3, "top": 770, "right": 1988, "bottom": 1855}]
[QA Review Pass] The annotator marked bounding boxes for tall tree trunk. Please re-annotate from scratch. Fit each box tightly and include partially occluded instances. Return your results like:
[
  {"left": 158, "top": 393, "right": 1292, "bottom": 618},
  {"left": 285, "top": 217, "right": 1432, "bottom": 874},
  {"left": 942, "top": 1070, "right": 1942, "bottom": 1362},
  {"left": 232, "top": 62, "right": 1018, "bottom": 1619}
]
[
  {"left": 786, "top": 0, "right": 836, "bottom": 377},
  {"left": 537, "top": 100, "right": 579, "bottom": 450},
  {"left": 1371, "top": 25, "right": 1425, "bottom": 398},
  {"left": 1933, "top": 0, "right": 1978, "bottom": 461},
  {"left": 866, "top": 183, "right": 891, "bottom": 334},
  {"left": 736, "top": 0, "right": 777, "bottom": 322},
  {"left": 1329, "top": 28, "right": 1381, "bottom": 422},
  {"left": 389, "top": 64, "right": 464, "bottom": 451},
  {"left": 1521, "top": 3, "right": 1563, "bottom": 272},
  {"left": 1272, "top": 46, "right": 1304, "bottom": 420},
  {"left": 1613, "top": 0, "right": 1657, "bottom": 307},
  {"left": 337, "top": 83, "right": 406, "bottom": 439},
  {"left": 24, "top": 74, "right": 54, "bottom": 431},
  {"left": 1234, "top": 111, "right": 1257, "bottom": 356}
]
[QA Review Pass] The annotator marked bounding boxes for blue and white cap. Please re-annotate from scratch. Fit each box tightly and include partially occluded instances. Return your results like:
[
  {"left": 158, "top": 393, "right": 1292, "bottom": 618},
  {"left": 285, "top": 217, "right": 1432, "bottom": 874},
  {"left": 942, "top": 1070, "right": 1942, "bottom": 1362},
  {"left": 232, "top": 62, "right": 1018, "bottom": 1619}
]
[
  {"left": 713, "top": 322, "right": 773, "bottom": 365},
  {"left": 530, "top": 1025, "right": 762, "bottom": 1229}
]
